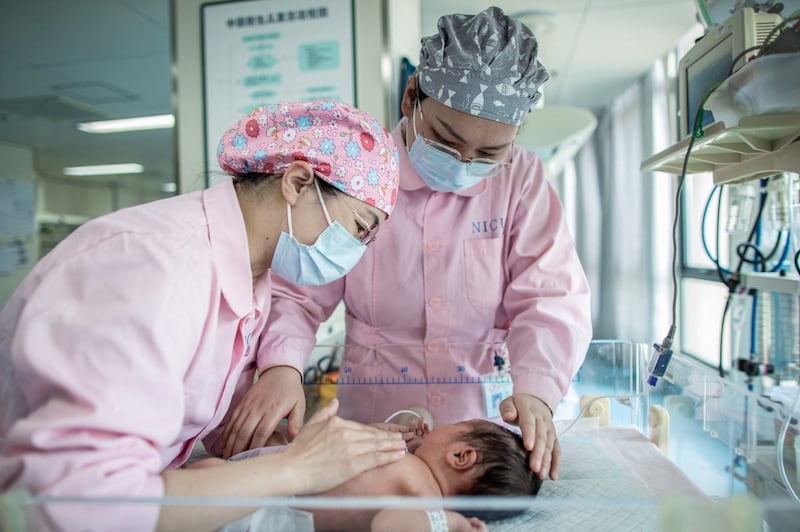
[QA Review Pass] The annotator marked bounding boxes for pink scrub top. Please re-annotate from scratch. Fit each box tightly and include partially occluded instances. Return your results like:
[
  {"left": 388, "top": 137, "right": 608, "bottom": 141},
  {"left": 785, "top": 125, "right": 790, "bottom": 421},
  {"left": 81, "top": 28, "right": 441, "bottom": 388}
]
[
  {"left": 263, "top": 119, "right": 592, "bottom": 425},
  {"left": 0, "top": 180, "right": 269, "bottom": 531}
]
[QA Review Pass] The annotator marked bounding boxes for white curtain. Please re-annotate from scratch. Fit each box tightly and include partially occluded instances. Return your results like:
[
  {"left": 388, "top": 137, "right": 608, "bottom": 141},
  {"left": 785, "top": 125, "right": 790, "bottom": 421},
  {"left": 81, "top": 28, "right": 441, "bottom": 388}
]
[{"left": 571, "top": 57, "right": 676, "bottom": 344}]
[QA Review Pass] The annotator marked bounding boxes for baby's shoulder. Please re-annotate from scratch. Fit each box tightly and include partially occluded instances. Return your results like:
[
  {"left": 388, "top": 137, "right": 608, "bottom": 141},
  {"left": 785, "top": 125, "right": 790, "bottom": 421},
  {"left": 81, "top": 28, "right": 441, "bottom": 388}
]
[{"left": 392, "top": 454, "right": 440, "bottom": 497}]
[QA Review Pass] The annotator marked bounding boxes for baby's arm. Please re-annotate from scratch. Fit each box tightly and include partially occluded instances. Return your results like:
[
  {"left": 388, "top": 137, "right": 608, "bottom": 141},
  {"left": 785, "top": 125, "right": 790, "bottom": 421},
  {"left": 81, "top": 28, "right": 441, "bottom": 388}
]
[{"left": 371, "top": 509, "right": 487, "bottom": 532}]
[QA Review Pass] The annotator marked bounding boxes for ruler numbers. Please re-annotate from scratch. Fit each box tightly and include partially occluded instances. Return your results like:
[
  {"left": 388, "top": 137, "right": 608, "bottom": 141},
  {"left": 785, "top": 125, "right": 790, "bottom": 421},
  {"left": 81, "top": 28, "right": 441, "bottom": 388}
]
[{"left": 337, "top": 364, "right": 509, "bottom": 385}]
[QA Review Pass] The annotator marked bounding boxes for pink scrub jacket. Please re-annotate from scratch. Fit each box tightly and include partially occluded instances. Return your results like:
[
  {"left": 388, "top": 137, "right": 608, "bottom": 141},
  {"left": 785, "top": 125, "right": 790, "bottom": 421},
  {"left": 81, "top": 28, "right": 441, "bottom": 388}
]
[
  {"left": 0, "top": 180, "right": 270, "bottom": 531},
  {"left": 263, "top": 119, "right": 593, "bottom": 426}
]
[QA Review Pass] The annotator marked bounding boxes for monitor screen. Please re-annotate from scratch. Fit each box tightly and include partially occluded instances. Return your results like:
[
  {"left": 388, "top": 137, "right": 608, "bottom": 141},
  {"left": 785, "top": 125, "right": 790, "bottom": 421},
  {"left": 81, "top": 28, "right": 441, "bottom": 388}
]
[{"left": 684, "top": 32, "right": 732, "bottom": 135}]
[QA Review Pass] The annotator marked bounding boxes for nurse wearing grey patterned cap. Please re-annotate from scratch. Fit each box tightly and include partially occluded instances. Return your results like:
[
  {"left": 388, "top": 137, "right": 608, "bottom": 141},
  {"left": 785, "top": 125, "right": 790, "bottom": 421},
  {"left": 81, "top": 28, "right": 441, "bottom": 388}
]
[
  {"left": 417, "top": 5, "right": 549, "bottom": 126},
  {"left": 238, "top": 5, "right": 592, "bottom": 503},
  {"left": 401, "top": 6, "right": 551, "bottom": 193}
]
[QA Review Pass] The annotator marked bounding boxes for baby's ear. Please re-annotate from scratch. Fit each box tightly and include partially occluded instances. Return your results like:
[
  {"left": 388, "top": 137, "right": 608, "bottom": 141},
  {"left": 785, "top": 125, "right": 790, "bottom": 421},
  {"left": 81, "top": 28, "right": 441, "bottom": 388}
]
[{"left": 446, "top": 445, "right": 478, "bottom": 470}]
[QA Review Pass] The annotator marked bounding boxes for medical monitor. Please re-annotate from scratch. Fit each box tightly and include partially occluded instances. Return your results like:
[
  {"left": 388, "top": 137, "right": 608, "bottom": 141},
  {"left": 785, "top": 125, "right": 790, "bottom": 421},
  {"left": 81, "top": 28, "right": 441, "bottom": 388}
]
[{"left": 678, "top": 7, "right": 782, "bottom": 139}]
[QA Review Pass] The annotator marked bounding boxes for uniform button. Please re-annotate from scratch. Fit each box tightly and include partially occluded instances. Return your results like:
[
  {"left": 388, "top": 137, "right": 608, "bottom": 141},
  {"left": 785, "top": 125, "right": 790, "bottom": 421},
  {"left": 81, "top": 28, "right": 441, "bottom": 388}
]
[
  {"left": 427, "top": 241, "right": 440, "bottom": 252},
  {"left": 430, "top": 394, "right": 443, "bottom": 406},
  {"left": 429, "top": 297, "right": 442, "bottom": 308},
  {"left": 426, "top": 341, "right": 439, "bottom": 352}
]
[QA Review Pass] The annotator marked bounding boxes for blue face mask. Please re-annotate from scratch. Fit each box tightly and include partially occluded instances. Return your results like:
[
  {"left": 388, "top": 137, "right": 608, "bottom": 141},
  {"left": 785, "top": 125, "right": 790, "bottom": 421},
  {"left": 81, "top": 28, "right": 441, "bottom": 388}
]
[
  {"left": 407, "top": 102, "right": 504, "bottom": 192},
  {"left": 271, "top": 180, "right": 367, "bottom": 286}
]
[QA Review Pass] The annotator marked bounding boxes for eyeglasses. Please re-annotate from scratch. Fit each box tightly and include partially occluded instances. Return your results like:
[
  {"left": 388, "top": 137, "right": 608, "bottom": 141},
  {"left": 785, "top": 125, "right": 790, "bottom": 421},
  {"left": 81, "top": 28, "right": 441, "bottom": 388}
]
[
  {"left": 353, "top": 209, "right": 380, "bottom": 246},
  {"left": 414, "top": 102, "right": 512, "bottom": 178}
]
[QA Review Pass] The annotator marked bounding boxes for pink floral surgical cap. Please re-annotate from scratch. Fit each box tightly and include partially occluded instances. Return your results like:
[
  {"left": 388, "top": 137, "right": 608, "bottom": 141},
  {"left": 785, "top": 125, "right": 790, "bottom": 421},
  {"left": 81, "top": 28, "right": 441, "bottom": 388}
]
[{"left": 217, "top": 100, "right": 400, "bottom": 216}]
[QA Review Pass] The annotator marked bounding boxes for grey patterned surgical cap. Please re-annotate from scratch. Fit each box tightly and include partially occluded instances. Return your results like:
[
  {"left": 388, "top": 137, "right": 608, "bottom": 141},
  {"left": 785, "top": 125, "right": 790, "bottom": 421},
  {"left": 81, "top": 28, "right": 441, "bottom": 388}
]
[{"left": 416, "top": 6, "right": 549, "bottom": 126}]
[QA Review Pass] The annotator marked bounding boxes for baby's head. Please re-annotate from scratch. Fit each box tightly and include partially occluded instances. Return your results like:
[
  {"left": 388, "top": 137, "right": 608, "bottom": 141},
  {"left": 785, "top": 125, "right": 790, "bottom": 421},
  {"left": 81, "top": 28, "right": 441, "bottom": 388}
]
[
  {"left": 415, "top": 418, "right": 541, "bottom": 522},
  {"left": 458, "top": 419, "right": 542, "bottom": 498}
]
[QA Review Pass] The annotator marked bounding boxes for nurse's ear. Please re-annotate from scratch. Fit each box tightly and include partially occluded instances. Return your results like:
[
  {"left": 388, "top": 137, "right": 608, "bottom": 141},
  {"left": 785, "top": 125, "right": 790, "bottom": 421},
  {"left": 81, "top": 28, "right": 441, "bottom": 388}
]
[
  {"left": 400, "top": 75, "right": 418, "bottom": 119},
  {"left": 280, "top": 161, "right": 316, "bottom": 207}
]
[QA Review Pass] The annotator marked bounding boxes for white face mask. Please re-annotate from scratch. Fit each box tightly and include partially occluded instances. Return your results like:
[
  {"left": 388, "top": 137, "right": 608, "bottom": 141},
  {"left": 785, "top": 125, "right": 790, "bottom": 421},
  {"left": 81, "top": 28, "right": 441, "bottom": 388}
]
[
  {"left": 407, "top": 102, "right": 506, "bottom": 192},
  {"left": 270, "top": 180, "right": 366, "bottom": 286}
]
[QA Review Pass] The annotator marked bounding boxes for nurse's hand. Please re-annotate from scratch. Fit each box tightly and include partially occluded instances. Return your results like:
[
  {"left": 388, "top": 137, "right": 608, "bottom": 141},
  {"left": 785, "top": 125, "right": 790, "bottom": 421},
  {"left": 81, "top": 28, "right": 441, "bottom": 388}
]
[
  {"left": 499, "top": 393, "right": 560, "bottom": 481},
  {"left": 286, "top": 398, "right": 408, "bottom": 494},
  {"left": 371, "top": 417, "right": 430, "bottom": 453},
  {"left": 221, "top": 365, "right": 306, "bottom": 459}
]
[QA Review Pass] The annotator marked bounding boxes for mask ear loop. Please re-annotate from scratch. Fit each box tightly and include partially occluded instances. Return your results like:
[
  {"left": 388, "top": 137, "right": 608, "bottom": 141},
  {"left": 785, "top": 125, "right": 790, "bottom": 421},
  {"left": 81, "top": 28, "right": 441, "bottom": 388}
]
[
  {"left": 285, "top": 203, "right": 294, "bottom": 238},
  {"left": 287, "top": 178, "right": 334, "bottom": 238},
  {"left": 411, "top": 99, "right": 421, "bottom": 139},
  {"left": 313, "top": 178, "right": 334, "bottom": 226},
  {"left": 410, "top": 77, "right": 422, "bottom": 141}
]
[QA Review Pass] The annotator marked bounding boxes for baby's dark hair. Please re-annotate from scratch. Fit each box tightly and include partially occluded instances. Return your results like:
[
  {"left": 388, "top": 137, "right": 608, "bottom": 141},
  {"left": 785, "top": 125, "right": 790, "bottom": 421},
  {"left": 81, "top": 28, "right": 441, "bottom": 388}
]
[{"left": 455, "top": 420, "right": 542, "bottom": 522}]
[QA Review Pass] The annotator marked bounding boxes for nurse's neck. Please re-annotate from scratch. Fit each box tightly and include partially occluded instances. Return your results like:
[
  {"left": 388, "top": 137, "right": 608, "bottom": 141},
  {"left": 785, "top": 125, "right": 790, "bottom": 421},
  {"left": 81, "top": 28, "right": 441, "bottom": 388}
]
[{"left": 233, "top": 181, "right": 282, "bottom": 281}]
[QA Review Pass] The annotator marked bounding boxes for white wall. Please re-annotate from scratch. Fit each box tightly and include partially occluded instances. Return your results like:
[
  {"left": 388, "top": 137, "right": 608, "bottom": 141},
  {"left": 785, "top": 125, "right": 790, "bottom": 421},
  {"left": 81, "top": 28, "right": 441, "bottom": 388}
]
[
  {"left": 0, "top": 142, "right": 36, "bottom": 307},
  {"left": 41, "top": 180, "right": 113, "bottom": 219},
  {"left": 386, "top": 0, "right": 422, "bottom": 125},
  {"left": 39, "top": 178, "right": 164, "bottom": 219}
]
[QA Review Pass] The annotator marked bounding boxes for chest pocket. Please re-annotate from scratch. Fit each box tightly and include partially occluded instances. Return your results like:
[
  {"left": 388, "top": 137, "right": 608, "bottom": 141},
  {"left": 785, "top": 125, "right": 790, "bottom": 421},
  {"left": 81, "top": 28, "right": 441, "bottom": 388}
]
[{"left": 463, "top": 237, "right": 505, "bottom": 308}]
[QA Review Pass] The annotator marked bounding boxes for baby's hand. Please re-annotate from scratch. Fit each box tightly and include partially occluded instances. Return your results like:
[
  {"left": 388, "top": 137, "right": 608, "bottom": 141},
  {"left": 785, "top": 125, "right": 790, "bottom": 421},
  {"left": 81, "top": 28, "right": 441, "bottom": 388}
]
[
  {"left": 370, "top": 422, "right": 417, "bottom": 444},
  {"left": 404, "top": 417, "right": 430, "bottom": 453},
  {"left": 369, "top": 419, "right": 429, "bottom": 451},
  {"left": 373, "top": 407, "right": 433, "bottom": 452}
]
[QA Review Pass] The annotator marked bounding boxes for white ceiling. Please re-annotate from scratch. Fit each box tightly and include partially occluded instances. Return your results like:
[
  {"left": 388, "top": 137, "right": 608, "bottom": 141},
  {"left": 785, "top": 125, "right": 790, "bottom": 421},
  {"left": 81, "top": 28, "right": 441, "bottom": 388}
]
[
  {"left": 0, "top": 0, "right": 700, "bottom": 191},
  {"left": 421, "top": 0, "right": 699, "bottom": 109}
]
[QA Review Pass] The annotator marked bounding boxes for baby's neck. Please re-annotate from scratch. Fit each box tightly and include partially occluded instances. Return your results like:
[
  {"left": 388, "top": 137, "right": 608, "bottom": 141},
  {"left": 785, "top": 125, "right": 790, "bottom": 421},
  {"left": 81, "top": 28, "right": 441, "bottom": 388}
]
[{"left": 401, "top": 453, "right": 444, "bottom": 497}]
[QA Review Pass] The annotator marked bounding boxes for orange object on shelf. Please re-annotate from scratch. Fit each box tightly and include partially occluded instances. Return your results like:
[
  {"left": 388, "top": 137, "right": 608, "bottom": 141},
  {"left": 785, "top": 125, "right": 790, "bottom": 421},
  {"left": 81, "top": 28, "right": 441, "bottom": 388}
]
[{"left": 319, "top": 371, "right": 339, "bottom": 407}]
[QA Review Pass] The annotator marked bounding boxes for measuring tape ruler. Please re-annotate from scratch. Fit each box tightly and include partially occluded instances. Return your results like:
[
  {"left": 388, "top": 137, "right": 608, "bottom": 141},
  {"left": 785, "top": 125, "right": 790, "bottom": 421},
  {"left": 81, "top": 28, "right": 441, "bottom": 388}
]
[
  {"left": 305, "top": 344, "right": 512, "bottom": 385},
  {"left": 332, "top": 371, "right": 512, "bottom": 386}
]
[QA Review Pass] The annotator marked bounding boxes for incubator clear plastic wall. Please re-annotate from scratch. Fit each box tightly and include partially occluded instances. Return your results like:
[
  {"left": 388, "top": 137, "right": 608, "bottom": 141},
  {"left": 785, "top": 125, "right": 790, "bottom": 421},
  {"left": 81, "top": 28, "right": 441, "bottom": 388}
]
[{"left": 2, "top": 340, "right": 800, "bottom": 531}]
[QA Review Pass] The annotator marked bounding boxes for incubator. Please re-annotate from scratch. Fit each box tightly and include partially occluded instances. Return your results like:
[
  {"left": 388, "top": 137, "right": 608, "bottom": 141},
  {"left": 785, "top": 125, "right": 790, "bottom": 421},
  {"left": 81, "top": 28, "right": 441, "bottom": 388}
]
[{"left": 2, "top": 340, "right": 800, "bottom": 531}]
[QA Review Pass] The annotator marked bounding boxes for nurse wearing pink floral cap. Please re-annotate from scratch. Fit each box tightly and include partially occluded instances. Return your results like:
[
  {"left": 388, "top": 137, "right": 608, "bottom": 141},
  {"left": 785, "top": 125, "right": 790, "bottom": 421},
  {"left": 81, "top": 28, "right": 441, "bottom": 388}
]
[{"left": 0, "top": 100, "right": 404, "bottom": 531}]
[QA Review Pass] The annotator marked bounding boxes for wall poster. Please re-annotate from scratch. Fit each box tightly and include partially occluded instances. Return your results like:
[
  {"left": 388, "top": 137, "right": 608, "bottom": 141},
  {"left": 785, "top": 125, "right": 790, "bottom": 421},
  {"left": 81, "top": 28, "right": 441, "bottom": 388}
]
[{"left": 201, "top": 0, "right": 356, "bottom": 183}]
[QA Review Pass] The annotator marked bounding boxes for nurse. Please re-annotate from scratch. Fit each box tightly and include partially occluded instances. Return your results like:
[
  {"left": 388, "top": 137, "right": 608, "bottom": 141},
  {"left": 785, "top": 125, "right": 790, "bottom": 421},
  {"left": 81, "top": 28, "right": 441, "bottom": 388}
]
[
  {"left": 0, "top": 100, "right": 406, "bottom": 531},
  {"left": 225, "top": 7, "right": 592, "bottom": 482}
]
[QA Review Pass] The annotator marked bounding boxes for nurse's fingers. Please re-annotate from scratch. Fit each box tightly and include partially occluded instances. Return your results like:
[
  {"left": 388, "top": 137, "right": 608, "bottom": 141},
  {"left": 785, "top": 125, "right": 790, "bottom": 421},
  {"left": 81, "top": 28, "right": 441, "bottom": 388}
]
[
  {"left": 220, "top": 405, "right": 245, "bottom": 447},
  {"left": 306, "top": 397, "right": 339, "bottom": 424},
  {"left": 499, "top": 398, "right": 519, "bottom": 425},
  {"left": 527, "top": 421, "right": 548, "bottom": 474},
  {"left": 549, "top": 438, "right": 562, "bottom": 480},
  {"left": 285, "top": 398, "right": 306, "bottom": 438},
  {"left": 527, "top": 413, "right": 559, "bottom": 479},
  {"left": 223, "top": 412, "right": 259, "bottom": 458},
  {"left": 370, "top": 423, "right": 417, "bottom": 441},
  {"left": 288, "top": 415, "right": 407, "bottom": 493},
  {"left": 514, "top": 405, "right": 537, "bottom": 453},
  {"left": 248, "top": 416, "right": 282, "bottom": 449},
  {"left": 534, "top": 427, "right": 553, "bottom": 480},
  {"left": 301, "top": 411, "right": 408, "bottom": 451}
]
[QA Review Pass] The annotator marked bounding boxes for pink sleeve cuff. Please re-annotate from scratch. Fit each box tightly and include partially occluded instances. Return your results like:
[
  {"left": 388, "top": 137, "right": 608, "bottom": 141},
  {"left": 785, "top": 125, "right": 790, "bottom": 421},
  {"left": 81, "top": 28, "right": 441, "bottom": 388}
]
[{"left": 510, "top": 372, "right": 563, "bottom": 414}]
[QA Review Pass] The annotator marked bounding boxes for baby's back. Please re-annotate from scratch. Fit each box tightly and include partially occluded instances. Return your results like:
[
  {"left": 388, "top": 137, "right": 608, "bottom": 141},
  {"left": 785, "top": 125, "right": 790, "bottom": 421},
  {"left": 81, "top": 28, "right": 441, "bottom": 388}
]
[
  {"left": 320, "top": 452, "right": 438, "bottom": 497},
  {"left": 309, "top": 453, "right": 440, "bottom": 532}
]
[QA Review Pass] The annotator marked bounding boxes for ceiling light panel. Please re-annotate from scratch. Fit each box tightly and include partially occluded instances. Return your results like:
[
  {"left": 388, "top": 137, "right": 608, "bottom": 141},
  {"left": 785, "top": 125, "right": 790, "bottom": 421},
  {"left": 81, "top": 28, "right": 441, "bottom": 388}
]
[
  {"left": 77, "top": 114, "right": 174, "bottom": 134},
  {"left": 63, "top": 163, "right": 144, "bottom": 176}
]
